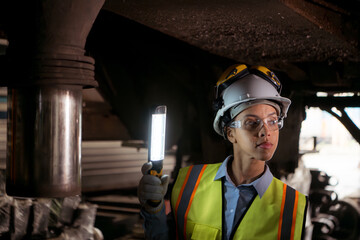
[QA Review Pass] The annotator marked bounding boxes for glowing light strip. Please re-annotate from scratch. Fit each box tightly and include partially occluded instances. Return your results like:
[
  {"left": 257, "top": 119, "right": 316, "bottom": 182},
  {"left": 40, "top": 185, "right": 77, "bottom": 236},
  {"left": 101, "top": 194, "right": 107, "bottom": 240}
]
[{"left": 150, "top": 106, "right": 166, "bottom": 161}]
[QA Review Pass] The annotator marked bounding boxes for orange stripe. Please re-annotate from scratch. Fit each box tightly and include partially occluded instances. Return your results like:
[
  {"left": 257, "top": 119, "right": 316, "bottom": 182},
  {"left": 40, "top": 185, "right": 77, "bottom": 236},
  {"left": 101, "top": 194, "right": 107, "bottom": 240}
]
[
  {"left": 278, "top": 184, "right": 287, "bottom": 240},
  {"left": 290, "top": 191, "right": 299, "bottom": 240},
  {"left": 183, "top": 165, "right": 207, "bottom": 240},
  {"left": 174, "top": 165, "right": 193, "bottom": 240}
]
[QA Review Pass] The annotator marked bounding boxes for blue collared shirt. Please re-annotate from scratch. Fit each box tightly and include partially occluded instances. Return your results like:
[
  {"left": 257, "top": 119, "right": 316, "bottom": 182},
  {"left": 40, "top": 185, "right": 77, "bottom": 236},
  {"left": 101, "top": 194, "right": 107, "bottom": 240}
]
[
  {"left": 141, "top": 156, "right": 274, "bottom": 240},
  {"left": 214, "top": 156, "right": 273, "bottom": 239}
]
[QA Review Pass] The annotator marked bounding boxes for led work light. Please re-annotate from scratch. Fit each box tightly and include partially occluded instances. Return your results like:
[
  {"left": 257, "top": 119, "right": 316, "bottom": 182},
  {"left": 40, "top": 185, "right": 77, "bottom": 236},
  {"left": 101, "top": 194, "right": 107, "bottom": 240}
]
[{"left": 148, "top": 105, "right": 167, "bottom": 177}]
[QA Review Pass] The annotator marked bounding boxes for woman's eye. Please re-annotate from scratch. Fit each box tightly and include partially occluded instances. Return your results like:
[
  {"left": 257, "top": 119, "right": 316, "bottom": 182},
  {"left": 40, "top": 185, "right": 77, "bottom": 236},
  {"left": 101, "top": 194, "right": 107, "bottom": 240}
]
[
  {"left": 268, "top": 119, "right": 278, "bottom": 126},
  {"left": 245, "top": 119, "right": 260, "bottom": 127}
]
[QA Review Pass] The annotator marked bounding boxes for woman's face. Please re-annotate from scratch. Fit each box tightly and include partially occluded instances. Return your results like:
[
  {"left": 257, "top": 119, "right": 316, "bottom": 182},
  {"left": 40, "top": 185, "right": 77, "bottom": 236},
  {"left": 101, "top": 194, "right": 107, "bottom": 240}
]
[{"left": 227, "top": 104, "right": 280, "bottom": 162}]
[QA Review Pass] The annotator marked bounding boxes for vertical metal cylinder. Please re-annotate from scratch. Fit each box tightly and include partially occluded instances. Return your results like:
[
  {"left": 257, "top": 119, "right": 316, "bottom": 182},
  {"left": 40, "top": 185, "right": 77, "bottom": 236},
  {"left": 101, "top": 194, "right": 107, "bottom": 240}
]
[
  {"left": 3, "top": 0, "right": 104, "bottom": 197},
  {"left": 6, "top": 86, "right": 82, "bottom": 197}
]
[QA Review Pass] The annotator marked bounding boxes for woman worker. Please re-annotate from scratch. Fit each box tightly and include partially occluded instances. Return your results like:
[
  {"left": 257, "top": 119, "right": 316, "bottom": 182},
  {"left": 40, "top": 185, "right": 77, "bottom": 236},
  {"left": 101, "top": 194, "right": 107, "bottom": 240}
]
[{"left": 138, "top": 64, "right": 308, "bottom": 240}]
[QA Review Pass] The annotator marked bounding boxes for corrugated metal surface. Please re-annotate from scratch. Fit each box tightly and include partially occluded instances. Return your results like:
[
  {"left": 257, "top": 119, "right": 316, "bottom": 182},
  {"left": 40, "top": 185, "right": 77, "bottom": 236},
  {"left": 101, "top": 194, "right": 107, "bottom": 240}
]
[
  {"left": 0, "top": 88, "right": 175, "bottom": 192},
  {"left": 82, "top": 141, "right": 176, "bottom": 192}
]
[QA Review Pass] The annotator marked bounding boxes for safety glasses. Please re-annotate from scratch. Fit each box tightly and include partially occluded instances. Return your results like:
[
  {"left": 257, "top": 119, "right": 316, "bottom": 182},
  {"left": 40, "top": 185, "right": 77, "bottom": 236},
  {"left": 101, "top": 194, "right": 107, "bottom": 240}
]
[
  {"left": 215, "top": 64, "right": 282, "bottom": 99},
  {"left": 228, "top": 115, "right": 284, "bottom": 132}
]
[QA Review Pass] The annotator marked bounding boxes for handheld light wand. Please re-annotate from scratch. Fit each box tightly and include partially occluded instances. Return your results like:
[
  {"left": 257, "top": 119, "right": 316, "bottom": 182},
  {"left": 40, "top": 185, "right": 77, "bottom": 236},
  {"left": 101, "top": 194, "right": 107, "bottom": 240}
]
[
  {"left": 148, "top": 105, "right": 167, "bottom": 177},
  {"left": 147, "top": 105, "right": 167, "bottom": 206}
]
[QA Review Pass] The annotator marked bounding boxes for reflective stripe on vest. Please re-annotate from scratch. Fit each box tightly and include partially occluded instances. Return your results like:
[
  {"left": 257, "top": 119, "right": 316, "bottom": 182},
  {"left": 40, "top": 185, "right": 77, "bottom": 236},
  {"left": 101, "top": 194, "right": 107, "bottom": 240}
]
[
  {"left": 278, "top": 184, "right": 299, "bottom": 240},
  {"left": 174, "top": 164, "right": 208, "bottom": 240},
  {"left": 172, "top": 164, "right": 307, "bottom": 240}
]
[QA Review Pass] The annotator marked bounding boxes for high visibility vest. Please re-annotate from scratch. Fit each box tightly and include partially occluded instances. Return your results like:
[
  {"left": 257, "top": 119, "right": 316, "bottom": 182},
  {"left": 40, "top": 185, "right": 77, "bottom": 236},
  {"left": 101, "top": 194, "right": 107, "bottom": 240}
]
[{"left": 171, "top": 163, "right": 308, "bottom": 240}]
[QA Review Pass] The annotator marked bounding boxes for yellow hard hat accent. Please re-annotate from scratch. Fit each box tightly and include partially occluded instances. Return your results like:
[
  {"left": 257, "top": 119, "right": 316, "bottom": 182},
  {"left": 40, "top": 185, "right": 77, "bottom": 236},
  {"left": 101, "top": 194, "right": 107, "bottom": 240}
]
[
  {"left": 250, "top": 65, "right": 282, "bottom": 92},
  {"left": 216, "top": 64, "right": 248, "bottom": 87},
  {"left": 215, "top": 64, "right": 249, "bottom": 99}
]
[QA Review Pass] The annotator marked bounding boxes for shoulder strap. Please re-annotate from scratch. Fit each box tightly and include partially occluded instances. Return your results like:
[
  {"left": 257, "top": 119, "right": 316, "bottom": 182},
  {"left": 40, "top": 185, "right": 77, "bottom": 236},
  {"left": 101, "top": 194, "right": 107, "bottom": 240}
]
[
  {"left": 174, "top": 164, "right": 208, "bottom": 240},
  {"left": 278, "top": 184, "right": 301, "bottom": 240}
]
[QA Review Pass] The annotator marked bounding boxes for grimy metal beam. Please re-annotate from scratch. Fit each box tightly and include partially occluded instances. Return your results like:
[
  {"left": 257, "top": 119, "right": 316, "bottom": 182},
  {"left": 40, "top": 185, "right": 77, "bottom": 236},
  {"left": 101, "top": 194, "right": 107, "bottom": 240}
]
[
  {"left": 324, "top": 107, "right": 360, "bottom": 144},
  {"left": 305, "top": 96, "right": 360, "bottom": 144},
  {"left": 305, "top": 96, "right": 360, "bottom": 108}
]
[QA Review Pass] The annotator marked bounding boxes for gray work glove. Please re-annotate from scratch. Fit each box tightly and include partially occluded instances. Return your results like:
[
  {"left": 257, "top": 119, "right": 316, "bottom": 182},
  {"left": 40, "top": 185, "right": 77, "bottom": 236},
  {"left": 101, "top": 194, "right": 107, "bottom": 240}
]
[{"left": 138, "top": 162, "right": 170, "bottom": 214}]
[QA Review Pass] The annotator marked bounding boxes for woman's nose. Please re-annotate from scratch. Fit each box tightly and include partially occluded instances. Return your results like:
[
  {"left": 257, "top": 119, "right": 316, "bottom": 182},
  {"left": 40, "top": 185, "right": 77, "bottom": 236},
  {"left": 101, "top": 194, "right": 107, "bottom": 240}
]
[{"left": 258, "top": 122, "right": 271, "bottom": 137}]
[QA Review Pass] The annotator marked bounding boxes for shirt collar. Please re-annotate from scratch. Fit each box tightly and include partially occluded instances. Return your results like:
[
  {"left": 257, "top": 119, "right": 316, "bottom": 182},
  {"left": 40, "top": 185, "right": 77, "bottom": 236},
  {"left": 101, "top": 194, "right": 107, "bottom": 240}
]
[
  {"left": 214, "top": 155, "right": 273, "bottom": 198},
  {"left": 214, "top": 155, "right": 232, "bottom": 180}
]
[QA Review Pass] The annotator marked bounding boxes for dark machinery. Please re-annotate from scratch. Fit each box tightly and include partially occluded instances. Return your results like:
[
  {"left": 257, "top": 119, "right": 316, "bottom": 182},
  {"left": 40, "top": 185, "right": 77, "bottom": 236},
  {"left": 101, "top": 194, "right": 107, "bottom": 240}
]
[{"left": 309, "top": 170, "right": 360, "bottom": 240}]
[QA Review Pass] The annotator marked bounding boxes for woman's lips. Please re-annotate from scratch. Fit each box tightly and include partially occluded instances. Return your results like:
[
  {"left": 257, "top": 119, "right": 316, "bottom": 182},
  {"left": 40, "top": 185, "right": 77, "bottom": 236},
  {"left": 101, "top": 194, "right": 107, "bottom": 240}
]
[{"left": 257, "top": 142, "right": 273, "bottom": 149}]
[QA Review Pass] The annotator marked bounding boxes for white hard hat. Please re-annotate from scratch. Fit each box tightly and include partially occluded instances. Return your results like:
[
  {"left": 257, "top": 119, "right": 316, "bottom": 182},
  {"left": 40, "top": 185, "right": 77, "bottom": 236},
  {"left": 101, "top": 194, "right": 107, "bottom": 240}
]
[{"left": 213, "top": 64, "right": 291, "bottom": 138}]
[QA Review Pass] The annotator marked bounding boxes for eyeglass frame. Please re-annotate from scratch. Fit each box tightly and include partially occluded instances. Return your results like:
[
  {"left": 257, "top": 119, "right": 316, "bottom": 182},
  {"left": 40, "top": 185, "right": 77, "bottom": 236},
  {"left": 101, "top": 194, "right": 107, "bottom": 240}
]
[{"left": 227, "top": 114, "right": 284, "bottom": 133}]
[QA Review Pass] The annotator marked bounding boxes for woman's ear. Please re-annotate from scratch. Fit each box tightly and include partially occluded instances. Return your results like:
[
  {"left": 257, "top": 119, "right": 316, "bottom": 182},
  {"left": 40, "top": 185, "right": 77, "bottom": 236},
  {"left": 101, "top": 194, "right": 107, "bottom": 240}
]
[{"left": 226, "top": 127, "right": 237, "bottom": 144}]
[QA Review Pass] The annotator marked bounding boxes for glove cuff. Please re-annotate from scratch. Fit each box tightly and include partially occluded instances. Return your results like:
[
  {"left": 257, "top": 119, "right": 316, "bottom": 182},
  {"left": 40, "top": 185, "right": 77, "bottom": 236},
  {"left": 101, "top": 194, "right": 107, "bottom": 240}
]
[{"left": 144, "top": 199, "right": 164, "bottom": 214}]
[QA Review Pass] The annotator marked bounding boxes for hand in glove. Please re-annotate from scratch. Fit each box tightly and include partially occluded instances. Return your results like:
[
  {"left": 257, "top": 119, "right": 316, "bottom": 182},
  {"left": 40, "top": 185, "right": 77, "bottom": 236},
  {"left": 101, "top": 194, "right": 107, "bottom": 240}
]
[{"left": 138, "top": 162, "right": 170, "bottom": 214}]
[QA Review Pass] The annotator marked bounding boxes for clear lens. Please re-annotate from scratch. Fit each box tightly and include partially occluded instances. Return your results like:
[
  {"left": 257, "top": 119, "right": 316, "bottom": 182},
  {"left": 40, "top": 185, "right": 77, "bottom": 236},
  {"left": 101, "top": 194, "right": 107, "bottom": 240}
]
[{"left": 229, "top": 116, "right": 283, "bottom": 132}]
